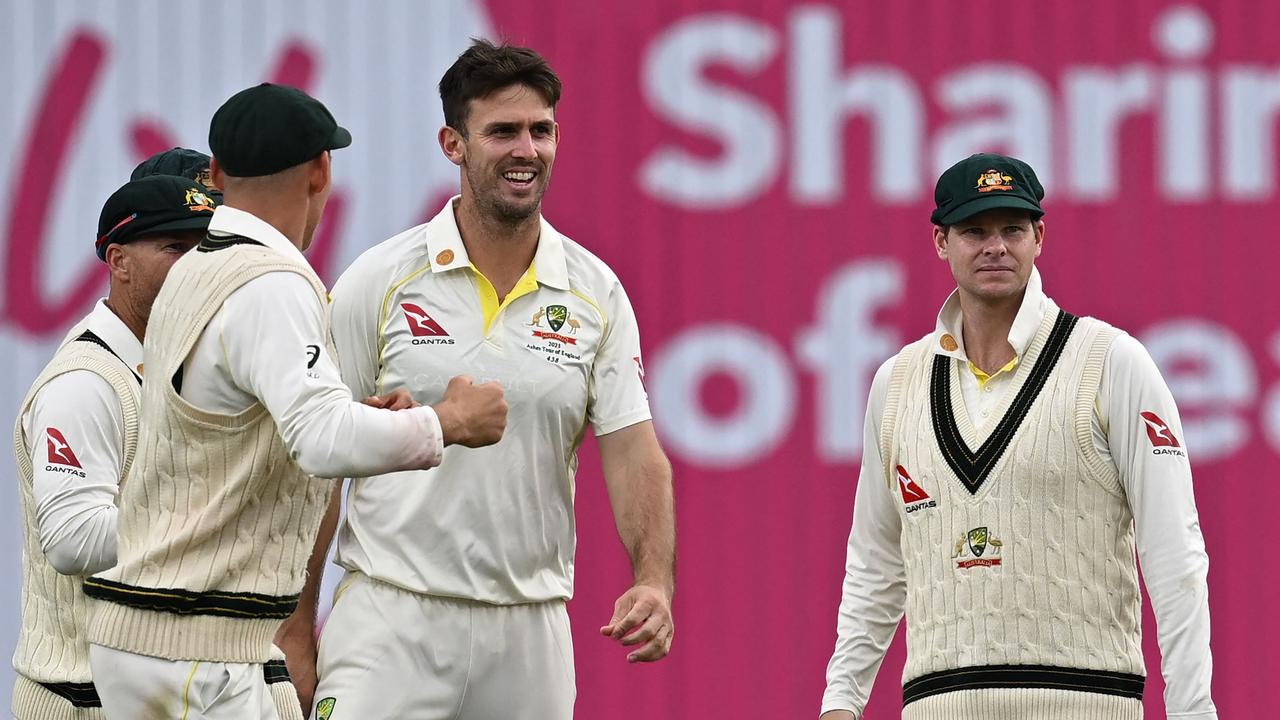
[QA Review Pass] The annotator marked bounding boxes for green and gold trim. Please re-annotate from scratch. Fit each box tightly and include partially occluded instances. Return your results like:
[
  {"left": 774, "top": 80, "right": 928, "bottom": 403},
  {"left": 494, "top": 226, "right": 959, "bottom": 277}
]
[{"left": 82, "top": 577, "right": 299, "bottom": 619}]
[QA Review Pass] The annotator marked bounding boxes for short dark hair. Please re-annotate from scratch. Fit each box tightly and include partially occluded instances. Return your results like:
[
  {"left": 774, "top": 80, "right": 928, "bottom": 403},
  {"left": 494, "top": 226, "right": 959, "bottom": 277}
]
[{"left": 439, "top": 39, "right": 562, "bottom": 135}]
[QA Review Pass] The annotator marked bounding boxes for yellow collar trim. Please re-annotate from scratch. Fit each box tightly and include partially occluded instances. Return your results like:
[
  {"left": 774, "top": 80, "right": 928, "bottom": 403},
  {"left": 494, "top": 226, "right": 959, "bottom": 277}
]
[{"left": 968, "top": 356, "right": 1019, "bottom": 390}]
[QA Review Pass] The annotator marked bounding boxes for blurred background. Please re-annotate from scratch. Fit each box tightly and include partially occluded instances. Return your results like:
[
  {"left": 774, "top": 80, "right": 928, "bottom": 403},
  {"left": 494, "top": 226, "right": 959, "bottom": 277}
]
[{"left": 0, "top": 1, "right": 1271, "bottom": 717}]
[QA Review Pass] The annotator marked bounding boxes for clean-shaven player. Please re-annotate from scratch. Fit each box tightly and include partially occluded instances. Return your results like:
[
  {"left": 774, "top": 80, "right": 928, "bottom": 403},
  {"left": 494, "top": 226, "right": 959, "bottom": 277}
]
[
  {"left": 820, "top": 154, "right": 1215, "bottom": 719},
  {"left": 296, "top": 41, "right": 676, "bottom": 719}
]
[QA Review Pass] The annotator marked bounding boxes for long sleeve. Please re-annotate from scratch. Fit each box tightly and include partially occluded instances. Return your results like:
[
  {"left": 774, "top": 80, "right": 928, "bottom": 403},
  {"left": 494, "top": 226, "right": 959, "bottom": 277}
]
[
  {"left": 1100, "top": 333, "right": 1216, "bottom": 718},
  {"left": 203, "top": 271, "right": 443, "bottom": 479},
  {"left": 821, "top": 357, "right": 906, "bottom": 717},
  {"left": 23, "top": 370, "right": 122, "bottom": 576}
]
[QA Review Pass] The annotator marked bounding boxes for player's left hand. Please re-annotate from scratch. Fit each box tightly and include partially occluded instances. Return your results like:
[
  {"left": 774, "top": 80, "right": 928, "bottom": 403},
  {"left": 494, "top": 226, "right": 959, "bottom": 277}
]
[
  {"left": 275, "top": 625, "right": 318, "bottom": 717},
  {"left": 600, "top": 583, "right": 674, "bottom": 663},
  {"left": 360, "top": 388, "right": 419, "bottom": 410}
]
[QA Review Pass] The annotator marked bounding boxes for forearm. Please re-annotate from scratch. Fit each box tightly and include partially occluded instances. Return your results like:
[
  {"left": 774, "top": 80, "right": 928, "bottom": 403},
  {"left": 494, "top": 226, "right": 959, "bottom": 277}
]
[
  {"left": 600, "top": 423, "right": 675, "bottom": 596},
  {"left": 278, "top": 484, "right": 341, "bottom": 636},
  {"left": 615, "top": 454, "right": 675, "bottom": 594}
]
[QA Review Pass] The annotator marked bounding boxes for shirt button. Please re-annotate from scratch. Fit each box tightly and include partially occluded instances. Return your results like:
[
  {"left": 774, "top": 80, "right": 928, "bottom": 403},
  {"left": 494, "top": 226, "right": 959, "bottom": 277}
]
[
  {"left": 984, "top": 386, "right": 993, "bottom": 393},
  {"left": 982, "top": 410, "right": 990, "bottom": 417}
]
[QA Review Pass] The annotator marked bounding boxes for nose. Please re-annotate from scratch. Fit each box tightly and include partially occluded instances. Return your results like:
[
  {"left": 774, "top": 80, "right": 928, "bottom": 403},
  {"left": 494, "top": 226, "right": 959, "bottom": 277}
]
[
  {"left": 981, "top": 234, "right": 1008, "bottom": 256},
  {"left": 511, "top": 129, "right": 536, "bottom": 159}
]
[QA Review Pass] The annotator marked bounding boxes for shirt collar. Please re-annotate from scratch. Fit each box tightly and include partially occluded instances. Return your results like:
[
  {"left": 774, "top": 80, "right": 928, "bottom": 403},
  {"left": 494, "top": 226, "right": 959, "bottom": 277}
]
[
  {"left": 206, "top": 205, "right": 310, "bottom": 266},
  {"left": 84, "top": 299, "right": 144, "bottom": 376},
  {"left": 932, "top": 267, "right": 1048, "bottom": 361},
  {"left": 424, "top": 196, "right": 570, "bottom": 290}
]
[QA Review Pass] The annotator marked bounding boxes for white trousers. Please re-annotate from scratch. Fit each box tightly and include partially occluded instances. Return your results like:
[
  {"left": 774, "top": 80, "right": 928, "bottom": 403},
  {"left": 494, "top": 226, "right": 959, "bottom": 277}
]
[
  {"left": 313, "top": 573, "right": 575, "bottom": 720},
  {"left": 87, "top": 643, "right": 299, "bottom": 719}
]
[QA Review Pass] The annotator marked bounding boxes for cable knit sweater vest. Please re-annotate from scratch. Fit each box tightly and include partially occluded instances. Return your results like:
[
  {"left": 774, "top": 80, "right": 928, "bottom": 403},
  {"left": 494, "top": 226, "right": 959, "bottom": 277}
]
[
  {"left": 85, "top": 237, "right": 336, "bottom": 664},
  {"left": 880, "top": 304, "right": 1144, "bottom": 720},
  {"left": 13, "top": 333, "right": 140, "bottom": 719}
]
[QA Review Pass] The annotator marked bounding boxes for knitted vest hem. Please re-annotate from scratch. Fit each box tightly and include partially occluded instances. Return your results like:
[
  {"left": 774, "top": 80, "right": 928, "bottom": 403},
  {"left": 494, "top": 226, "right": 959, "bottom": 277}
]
[
  {"left": 12, "top": 675, "right": 104, "bottom": 720},
  {"left": 85, "top": 600, "right": 279, "bottom": 663},
  {"left": 901, "top": 686, "right": 1141, "bottom": 720}
]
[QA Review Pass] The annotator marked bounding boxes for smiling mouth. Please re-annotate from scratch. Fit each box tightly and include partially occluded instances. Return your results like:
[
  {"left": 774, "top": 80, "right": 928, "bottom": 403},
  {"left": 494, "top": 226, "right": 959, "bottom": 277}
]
[{"left": 502, "top": 170, "right": 537, "bottom": 187}]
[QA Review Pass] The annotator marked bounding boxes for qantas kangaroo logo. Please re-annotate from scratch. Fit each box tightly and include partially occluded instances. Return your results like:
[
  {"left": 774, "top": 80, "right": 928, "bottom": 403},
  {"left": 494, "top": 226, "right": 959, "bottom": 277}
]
[
  {"left": 1141, "top": 411, "right": 1186, "bottom": 456},
  {"left": 402, "top": 303, "right": 455, "bottom": 345},
  {"left": 896, "top": 465, "right": 937, "bottom": 513},
  {"left": 402, "top": 303, "right": 449, "bottom": 337},
  {"left": 46, "top": 427, "right": 82, "bottom": 468}
]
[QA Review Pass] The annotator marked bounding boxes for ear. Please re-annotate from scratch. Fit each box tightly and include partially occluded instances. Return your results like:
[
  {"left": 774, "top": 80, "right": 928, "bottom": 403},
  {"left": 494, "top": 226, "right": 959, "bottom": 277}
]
[
  {"left": 104, "top": 243, "right": 130, "bottom": 282},
  {"left": 1033, "top": 219, "right": 1045, "bottom": 258},
  {"left": 309, "top": 151, "right": 332, "bottom": 196},
  {"left": 933, "top": 225, "right": 949, "bottom": 260},
  {"left": 210, "top": 157, "right": 226, "bottom": 189},
  {"left": 439, "top": 126, "right": 466, "bottom": 167}
]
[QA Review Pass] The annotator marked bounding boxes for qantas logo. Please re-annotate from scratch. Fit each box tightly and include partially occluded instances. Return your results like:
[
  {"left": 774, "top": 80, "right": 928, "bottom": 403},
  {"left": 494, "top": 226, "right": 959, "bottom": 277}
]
[
  {"left": 1141, "top": 411, "right": 1186, "bottom": 456},
  {"left": 46, "top": 427, "right": 82, "bottom": 468},
  {"left": 897, "top": 465, "right": 937, "bottom": 513},
  {"left": 402, "top": 303, "right": 455, "bottom": 345}
]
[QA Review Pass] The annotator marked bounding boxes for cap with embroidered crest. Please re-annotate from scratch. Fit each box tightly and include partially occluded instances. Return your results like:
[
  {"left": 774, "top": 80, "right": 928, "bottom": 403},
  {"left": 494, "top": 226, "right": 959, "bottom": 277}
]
[
  {"left": 931, "top": 153, "right": 1045, "bottom": 225},
  {"left": 95, "top": 175, "right": 219, "bottom": 261}
]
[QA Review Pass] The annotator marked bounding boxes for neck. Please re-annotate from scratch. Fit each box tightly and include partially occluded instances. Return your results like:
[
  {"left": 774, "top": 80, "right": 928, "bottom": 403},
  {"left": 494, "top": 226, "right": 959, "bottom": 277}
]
[
  {"left": 223, "top": 194, "right": 308, "bottom": 249},
  {"left": 454, "top": 196, "right": 539, "bottom": 296},
  {"left": 957, "top": 288, "right": 1024, "bottom": 373},
  {"left": 103, "top": 293, "right": 146, "bottom": 343}
]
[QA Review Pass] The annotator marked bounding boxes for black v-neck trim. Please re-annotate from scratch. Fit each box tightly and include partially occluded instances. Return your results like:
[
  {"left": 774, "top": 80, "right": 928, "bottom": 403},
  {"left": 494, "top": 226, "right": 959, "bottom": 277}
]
[
  {"left": 74, "top": 329, "right": 141, "bottom": 385},
  {"left": 197, "top": 233, "right": 265, "bottom": 253},
  {"left": 930, "top": 309, "right": 1078, "bottom": 495}
]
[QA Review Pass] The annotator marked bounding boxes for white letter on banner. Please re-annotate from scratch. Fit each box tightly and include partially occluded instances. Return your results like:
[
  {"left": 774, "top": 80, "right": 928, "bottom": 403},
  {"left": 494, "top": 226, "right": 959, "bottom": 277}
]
[
  {"left": 1063, "top": 65, "right": 1155, "bottom": 201},
  {"left": 932, "top": 64, "right": 1053, "bottom": 189},
  {"left": 650, "top": 325, "right": 796, "bottom": 468},
  {"left": 639, "top": 14, "right": 781, "bottom": 209},
  {"left": 1142, "top": 320, "right": 1255, "bottom": 462},
  {"left": 788, "top": 6, "right": 923, "bottom": 204},
  {"left": 1222, "top": 67, "right": 1280, "bottom": 200},
  {"left": 795, "top": 259, "right": 904, "bottom": 462},
  {"left": 1154, "top": 5, "right": 1214, "bottom": 199}
]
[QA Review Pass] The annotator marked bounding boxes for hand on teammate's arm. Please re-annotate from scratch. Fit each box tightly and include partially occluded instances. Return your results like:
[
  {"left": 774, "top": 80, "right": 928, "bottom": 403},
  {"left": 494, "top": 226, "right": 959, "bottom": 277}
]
[
  {"left": 819, "top": 711, "right": 856, "bottom": 720},
  {"left": 360, "top": 388, "right": 419, "bottom": 410},
  {"left": 274, "top": 484, "right": 343, "bottom": 718},
  {"left": 597, "top": 421, "right": 675, "bottom": 662},
  {"left": 431, "top": 375, "right": 507, "bottom": 448}
]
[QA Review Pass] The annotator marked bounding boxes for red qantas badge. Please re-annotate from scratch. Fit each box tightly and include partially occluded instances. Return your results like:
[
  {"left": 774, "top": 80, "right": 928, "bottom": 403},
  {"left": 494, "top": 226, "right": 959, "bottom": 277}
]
[
  {"left": 1140, "top": 411, "right": 1181, "bottom": 448},
  {"left": 897, "top": 465, "right": 930, "bottom": 502},
  {"left": 46, "top": 427, "right": 82, "bottom": 468},
  {"left": 897, "top": 465, "right": 937, "bottom": 512},
  {"left": 401, "top": 303, "right": 449, "bottom": 337}
]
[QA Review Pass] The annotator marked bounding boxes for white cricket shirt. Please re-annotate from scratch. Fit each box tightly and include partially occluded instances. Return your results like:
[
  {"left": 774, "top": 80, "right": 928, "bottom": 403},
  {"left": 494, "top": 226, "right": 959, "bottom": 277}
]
[
  {"left": 821, "top": 269, "right": 1216, "bottom": 719},
  {"left": 179, "top": 205, "right": 444, "bottom": 478},
  {"left": 330, "top": 199, "right": 652, "bottom": 604},
  {"left": 20, "top": 300, "right": 140, "bottom": 576}
]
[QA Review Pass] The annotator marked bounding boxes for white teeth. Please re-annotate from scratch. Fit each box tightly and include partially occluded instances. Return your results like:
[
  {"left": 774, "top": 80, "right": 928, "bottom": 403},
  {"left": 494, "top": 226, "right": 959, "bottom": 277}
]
[{"left": 504, "top": 171, "right": 534, "bottom": 181}]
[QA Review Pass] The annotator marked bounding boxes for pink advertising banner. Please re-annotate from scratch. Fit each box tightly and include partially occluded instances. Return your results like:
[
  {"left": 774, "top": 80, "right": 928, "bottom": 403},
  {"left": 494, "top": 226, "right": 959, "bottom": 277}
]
[{"left": 0, "top": 1, "right": 1272, "bottom": 718}]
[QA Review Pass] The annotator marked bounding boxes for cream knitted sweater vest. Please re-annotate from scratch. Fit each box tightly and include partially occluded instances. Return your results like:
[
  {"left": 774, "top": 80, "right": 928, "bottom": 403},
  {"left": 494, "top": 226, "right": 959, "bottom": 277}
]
[
  {"left": 85, "top": 239, "right": 335, "bottom": 663},
  {"left": 12, "top": 334, "right": 140, "bottom": 719},
  {"left": 881, "top": 306, "right": 1144, "bottom": 719}
]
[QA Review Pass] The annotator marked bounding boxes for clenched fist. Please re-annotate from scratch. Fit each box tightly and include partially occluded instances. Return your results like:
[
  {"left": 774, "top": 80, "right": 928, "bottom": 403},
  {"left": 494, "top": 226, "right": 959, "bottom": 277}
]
[{"left": 433, "top": 375, "right": 507, "bottom": 448}]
